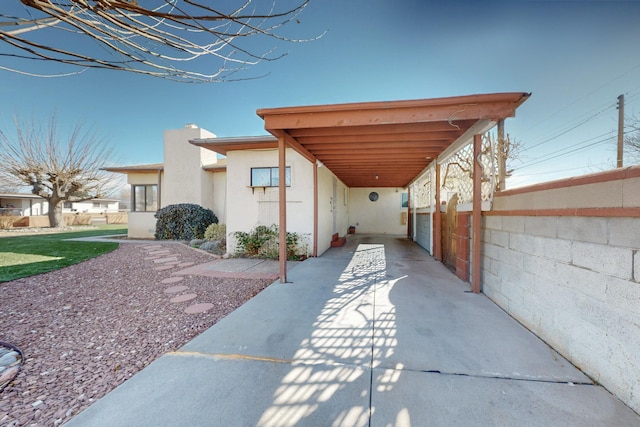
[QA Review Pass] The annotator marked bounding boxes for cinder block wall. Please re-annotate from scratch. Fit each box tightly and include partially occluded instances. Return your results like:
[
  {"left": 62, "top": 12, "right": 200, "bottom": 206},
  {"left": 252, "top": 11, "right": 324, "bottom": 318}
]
[{"left": 482, "top": 166, "right": 640, "bottom": 414}]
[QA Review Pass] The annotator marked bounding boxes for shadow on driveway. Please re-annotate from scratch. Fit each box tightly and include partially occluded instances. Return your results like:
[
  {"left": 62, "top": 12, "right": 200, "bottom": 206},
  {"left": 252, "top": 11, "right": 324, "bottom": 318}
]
[{"left": 66, "top": 235, "right": 640, "bottom": 426}]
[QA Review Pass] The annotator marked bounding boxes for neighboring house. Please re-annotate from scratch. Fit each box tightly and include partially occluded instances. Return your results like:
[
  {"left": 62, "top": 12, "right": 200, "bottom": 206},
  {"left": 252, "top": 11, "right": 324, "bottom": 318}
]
[
  {"left": 62, "top": 199, "right": 120, "bottom": 214},
  {"left": 0, "top": 193, "right": 47, "bottom": 216},
  {"left": 0, "top": 193, "right": 120, "bottom": 217}
]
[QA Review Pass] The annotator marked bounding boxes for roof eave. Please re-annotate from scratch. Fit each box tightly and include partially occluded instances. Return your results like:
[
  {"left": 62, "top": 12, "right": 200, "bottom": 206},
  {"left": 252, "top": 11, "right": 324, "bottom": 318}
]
[
  {"left": 102, "top": 164, "right": 164, "bottom": 174},
  {"left": 190, "top": 135, "right": 278, "bottom": 155}
]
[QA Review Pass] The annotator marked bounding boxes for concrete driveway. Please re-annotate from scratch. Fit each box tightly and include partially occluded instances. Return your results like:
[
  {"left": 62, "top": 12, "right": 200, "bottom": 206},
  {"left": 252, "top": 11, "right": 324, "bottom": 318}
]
[{"left": 66, "top": 235, "right": 639, "bottom": 426}]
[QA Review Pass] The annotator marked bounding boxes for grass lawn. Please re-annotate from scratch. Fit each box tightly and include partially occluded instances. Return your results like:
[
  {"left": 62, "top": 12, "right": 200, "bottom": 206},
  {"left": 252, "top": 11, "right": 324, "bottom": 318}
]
[{"left": 0, "top": 225, "right": 127, "bottom": 282}]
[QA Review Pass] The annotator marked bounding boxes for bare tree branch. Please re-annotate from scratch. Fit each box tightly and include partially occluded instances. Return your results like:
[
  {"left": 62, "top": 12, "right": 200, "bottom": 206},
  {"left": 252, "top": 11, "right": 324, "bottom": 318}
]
[
  {"left": 0, "top": 114, "right": 117, "bottom": 227},
  {"left": 485, "top": 132, "right": 521, "bottom": 192},
  {"left": 624, "top": 114, "right": 640, "bottom": 165},
  {"left": 0, "top": 0, "right": 322, "bottom": 82}
]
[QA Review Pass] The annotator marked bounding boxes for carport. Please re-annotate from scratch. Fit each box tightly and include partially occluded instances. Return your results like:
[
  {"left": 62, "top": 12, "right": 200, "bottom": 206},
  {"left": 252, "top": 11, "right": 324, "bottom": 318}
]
[{"left": 256, "top": 92, "right": 530, "bottom": 291}]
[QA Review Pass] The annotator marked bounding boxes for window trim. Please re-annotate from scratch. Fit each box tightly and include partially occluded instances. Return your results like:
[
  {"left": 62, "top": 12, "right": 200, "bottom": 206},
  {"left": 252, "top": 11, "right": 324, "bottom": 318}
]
[
  {"left": 132, "top": 184, "right": 158, "bottom": 212},
  {"left": 250, "top": 166, "right": 291, "bottom": 188}
]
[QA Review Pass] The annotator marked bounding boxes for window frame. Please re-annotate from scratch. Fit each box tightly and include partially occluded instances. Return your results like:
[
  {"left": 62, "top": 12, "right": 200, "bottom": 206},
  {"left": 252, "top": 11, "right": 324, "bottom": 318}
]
[
  {"left": 132, "top": 184, "right": 158, "bottom": 212},
  {"left": 250, "top": 166, "right": 291, "bottom": 187}
]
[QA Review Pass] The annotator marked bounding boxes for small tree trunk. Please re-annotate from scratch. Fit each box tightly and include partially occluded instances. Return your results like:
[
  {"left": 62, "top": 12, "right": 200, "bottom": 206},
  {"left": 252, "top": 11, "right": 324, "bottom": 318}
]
[{"left": 48, "top": 200, "right": 63, "bottom": 228}]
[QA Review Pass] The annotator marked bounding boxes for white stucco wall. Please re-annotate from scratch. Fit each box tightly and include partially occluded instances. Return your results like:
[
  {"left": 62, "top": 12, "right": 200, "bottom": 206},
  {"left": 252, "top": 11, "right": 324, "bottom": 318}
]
[
  {"left": 348, "top": 188, "right": 408, "bottom": 235},
  {"left": 125, "top": 172, "right": 163, "bottom": 239},
  {"left": 128, "top": 212, "right": 157, "bottom": 239},
  {"left": 316, "top": 165, "right": 349, "bottom": 255},
  {"left": 123, "top": 125, "right": 227, "bottom": 239},
  {"left": 211, "top": 171, "right": 227, "bottom": 224},
  {"left": 17, "top": 199, "right": 32, "bottom": 215},
  {"left": 14, "top": 198, "right": 47, "bottom": 216},
  {"left": 26, "top": 200, "right": 47, "bottom": 216},
  {"left": 225, "top": 148, "right": 314, "bottom": 255},
  {"left": 162, "top": 124, "right": 219, "bottom": 210},
  {"left": 127, "top": 172, "right": 162, "bottom": 186}
]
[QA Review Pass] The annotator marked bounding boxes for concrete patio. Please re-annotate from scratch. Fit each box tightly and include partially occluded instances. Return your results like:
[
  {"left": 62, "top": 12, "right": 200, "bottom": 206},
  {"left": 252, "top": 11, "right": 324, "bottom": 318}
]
[{"left": 66, "top": 235, "right": 639, "bottom": 426}]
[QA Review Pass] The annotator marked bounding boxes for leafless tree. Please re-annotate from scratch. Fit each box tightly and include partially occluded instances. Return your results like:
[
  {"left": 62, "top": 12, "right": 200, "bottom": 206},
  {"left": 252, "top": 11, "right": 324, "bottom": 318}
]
[
  {"left": 0, "top": 0, "right": 318, "bottom": 83},
  {"left": 0, "top": 115, "right": 116, "bottom": 227},
  {"left": 624, "top": 114, "right": 640, "bottom": 165},
  {"left": 0, "top": 180, "right": 20, "bottom": 193},
  {"left": 441, "top": 131, "right": 520, "bottom": 195},
  {"left": 492, "top": 132, "right": 521, "bottom": 191}
]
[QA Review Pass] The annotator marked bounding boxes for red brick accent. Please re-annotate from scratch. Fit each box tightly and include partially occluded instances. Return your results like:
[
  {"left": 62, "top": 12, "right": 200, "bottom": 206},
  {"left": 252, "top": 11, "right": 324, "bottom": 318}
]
[
  {"left": 484, "top": 207, "right": 640, "bottom": 218},
  {"left": 455, "top": 213, "right": 471, "bottom": 282}
]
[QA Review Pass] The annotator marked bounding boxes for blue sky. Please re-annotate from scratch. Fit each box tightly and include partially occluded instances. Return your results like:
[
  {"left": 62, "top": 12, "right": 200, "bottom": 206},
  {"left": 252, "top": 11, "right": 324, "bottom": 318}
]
[{"left": 1, "top": 0, "right": 639, "bottom": 188}]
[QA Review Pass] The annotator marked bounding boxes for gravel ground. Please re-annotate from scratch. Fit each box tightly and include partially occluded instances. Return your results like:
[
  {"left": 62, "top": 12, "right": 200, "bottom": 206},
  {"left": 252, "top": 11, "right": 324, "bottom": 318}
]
[{"left": 0, "top": 243, "right": 273, "bottom": 426}]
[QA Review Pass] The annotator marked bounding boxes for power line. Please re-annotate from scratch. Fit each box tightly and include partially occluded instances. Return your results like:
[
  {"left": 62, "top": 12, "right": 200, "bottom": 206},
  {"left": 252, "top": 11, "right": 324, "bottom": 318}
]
[
  {"left": 517, "top": 94, "right": 640, "bottom": 169},
  {"left": 516, "top": 161, "right": 613, "bottom": 177},
  {"left": 520, "top": 101, "right": 616, "bottom": 153},
  {"left": 518, "top": 130, "right": 613, "bottom": 165},
  {"left": 520, "top": 61, "right": 640, "bottom": 136},
  {"left": 517, "top": 134, "right": 614, "bottom": 171}
]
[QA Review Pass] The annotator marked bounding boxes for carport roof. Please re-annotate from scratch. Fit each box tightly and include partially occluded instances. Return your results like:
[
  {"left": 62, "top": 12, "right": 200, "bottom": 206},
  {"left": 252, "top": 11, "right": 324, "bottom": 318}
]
[{"left": 194, "top": 92, "right": 530, "bottom": 188}]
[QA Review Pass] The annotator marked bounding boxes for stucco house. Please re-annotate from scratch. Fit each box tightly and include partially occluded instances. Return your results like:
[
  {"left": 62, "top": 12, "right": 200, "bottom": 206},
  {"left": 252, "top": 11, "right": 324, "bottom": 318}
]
[
  {"left": 106, "top": 94, "right": 529, "bottom": 260},
  {"left": 105, "top": 124, "right": 227, "bottom": 240},
  {"left": 106, "top": 124, "right": 408, "bottom": 257},
  {"left": 104, "top": 93, "right": 640, "bottom": 413},
  {"left": 0, "top": 193, "right": 48, "bottom": 217},
  {"left": 62, "top": 199, "right": 120, "bottom": 214}
]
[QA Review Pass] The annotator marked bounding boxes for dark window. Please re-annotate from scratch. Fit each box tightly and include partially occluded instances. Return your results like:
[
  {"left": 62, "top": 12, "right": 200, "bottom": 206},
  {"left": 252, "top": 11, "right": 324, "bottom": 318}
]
[
  {"left": 63, "top": 201, "right": 73, "bottom": 209},
  {"left": 250, "top": 167, "right": 291, "bottom": 187},
  {"left": 132, "top": 185, "right": 158, "bottom": 212}
]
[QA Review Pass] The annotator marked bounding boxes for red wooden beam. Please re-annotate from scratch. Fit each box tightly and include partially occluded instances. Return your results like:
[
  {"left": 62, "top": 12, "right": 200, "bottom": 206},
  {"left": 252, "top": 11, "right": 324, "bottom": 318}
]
[
  {"left": 472, "top": 134, "right": 482, "bottom": 293},
  {"left": 278, "top": 136, "right": 287, "bottom": 283}
]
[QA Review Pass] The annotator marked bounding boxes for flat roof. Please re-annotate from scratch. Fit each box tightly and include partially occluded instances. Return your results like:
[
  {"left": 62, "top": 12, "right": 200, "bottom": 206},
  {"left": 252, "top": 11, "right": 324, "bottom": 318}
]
[
  {"left": 103, "top": 163, "right": 164, "bottom": 173},
  {"left": 190, "top": 135, "right": 278, "bottom": 156}
]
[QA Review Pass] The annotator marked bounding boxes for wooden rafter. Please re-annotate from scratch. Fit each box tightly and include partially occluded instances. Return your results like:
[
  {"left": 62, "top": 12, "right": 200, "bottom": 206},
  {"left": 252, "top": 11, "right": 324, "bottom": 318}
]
[{"left": 257, "top": 93, "right": 530, "bottom": 188}]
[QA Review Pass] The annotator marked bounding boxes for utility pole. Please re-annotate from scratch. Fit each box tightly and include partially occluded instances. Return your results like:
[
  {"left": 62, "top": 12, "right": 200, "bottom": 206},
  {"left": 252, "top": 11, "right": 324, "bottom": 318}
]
[{"left": 617, "top": 94, "right": 624, "bottom": 168}]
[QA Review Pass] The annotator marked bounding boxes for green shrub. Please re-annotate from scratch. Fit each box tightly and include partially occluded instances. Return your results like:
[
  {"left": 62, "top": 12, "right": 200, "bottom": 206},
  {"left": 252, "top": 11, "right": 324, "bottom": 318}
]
[
  {"left": 204, "top": 223, "right": 226, "bottom": 241},
  {"left": 233, "top": 224, "right": 306, "bottom": 260},
  {"left": 154, "top": 203, "right": 218, "bottom": 240},
  {"left": 234, "top": 224, "right": 276, "bottom": 257}
]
